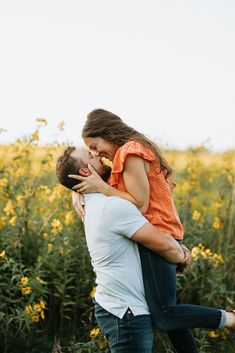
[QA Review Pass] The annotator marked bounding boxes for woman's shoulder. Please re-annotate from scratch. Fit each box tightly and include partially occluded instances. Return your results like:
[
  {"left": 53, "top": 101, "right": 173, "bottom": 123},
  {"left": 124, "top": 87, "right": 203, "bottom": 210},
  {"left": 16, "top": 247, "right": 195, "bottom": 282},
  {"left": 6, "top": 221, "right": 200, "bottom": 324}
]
[
  {"left": 112, "top": 140, "right": 156, "bottom": 174},
  {"left": 118, "top": 140, "right": 155, "bottom": 158}
]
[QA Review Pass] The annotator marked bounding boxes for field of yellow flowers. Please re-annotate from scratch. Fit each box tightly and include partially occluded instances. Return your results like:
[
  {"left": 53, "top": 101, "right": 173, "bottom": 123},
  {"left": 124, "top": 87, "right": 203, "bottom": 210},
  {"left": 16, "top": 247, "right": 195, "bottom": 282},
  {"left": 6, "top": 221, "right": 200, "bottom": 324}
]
[{"left": 0, "top": 124, "right": 234, "bottom": 353}]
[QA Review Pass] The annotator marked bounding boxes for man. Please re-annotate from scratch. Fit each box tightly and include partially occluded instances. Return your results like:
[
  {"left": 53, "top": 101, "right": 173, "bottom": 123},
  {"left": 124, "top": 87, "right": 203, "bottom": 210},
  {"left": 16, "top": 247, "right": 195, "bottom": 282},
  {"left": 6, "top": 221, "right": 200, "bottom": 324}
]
[{"left": 56, "top": 146, "right": 186, "bottom": 353}]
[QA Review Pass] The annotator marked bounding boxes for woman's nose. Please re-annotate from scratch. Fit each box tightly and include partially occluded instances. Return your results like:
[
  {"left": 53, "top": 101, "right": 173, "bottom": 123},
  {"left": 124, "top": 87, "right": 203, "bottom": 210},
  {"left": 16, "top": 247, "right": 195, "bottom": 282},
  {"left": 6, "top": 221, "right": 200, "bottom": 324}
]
[{"left": 90, "top": 150, "right": 99, "bottom": 157}]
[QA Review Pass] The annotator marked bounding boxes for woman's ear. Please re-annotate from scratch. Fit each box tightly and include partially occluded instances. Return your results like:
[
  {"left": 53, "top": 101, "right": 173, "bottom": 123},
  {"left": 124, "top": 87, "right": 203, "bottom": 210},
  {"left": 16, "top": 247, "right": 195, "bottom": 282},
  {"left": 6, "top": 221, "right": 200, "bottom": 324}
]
[{"left": 79, "top": 167, "right": 90, "bottom": 177}]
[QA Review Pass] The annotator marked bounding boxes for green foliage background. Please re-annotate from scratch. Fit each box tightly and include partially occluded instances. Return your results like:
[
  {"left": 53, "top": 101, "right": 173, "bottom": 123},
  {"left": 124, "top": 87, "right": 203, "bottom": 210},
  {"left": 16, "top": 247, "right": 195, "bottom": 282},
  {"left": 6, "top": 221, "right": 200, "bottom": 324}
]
[{"left": 0, "top": 128, "right": 234, "bottom": 352}]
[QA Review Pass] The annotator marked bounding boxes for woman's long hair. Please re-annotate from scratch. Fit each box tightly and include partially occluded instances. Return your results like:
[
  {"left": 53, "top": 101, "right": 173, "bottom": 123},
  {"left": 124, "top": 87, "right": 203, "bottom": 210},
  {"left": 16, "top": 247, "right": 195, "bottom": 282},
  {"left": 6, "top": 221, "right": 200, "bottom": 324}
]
[{"left": 82, "top": 109, "right": 173, "bottom": 180}]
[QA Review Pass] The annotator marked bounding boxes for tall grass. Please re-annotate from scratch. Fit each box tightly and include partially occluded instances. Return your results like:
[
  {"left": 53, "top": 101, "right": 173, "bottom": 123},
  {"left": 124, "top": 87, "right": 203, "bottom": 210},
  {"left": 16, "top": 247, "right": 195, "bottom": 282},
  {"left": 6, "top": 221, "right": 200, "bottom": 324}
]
[{"left": 0, "top": 128, "right": 234, "bottom": 352}]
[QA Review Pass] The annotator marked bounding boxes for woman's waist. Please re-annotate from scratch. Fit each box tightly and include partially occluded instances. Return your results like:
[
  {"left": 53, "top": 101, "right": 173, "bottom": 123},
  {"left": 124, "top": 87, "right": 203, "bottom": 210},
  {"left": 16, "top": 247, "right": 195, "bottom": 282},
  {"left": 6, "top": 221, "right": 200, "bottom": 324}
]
[{"left": 144, "top": 212, "right": 184, "bottom": 240}]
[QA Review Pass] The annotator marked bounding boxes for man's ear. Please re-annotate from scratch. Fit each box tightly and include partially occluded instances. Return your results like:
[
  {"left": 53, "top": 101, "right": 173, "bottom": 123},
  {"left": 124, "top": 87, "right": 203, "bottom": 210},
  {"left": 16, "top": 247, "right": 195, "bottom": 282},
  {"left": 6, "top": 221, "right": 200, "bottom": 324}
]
[{"left": 79, "top": 167, "right": 90, "bottom": 177}]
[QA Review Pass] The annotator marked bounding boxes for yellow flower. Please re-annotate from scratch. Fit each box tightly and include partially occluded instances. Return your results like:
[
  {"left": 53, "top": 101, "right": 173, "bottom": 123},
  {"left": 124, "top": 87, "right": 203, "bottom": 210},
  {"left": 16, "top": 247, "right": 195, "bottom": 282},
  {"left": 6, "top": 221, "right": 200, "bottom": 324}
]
[
  {"left": 213, "top": 202, "right": 222, "bottom": 209},
  {"left": 48, "top": 185, "right": 64, "bottom": 203},
  {"left": 31, "top": 130, "right": 39, "bottom": 141},
  {"left": 90, "top": 286, "right": 96, "bottom": 298},
  {"left": 4, "top": 200, "right": 15, "bottom": 215},
  {"left": 208, "top": 330, "right": 220, "bottom": 338},
  {"left": 213, "top": 217, "right": 222, "bottom": 229},
  {"left": 191, "top": 243, "right": 224, "bottom": 268},
  {"left": 43, "top": 232, "right": 49, "bottom": 239},
  {"left": 36, "top": 276, "right": 47, "bottom": 285},
  {"left": 34, "top": 304, "right": 42, "bottom": 312},
  {"left": 38, "top": 185, "right": 51, "bottom": 195},
  {"left": 212, "top": 253, "right": 224, "bottom": 268},
  {"left": 40, "top": 300, "right": 46, "bottom": 309},
  {"left": 0, "top": 250, "right": 6, "bottom": 258},
  {"left": 41, "top": 310, "right": 45, "bottom": 320},
  {"left": 205, "top": 249, "right": 213, "bottom": 257},
  {"left": 21, "top": 286, "right": 32, "bottom": 296},
  {"left": 192, "top": 210, "right": 201, "bottom": 221},
  {"left": 9, "top": 216, "right": 17, "bottom": 226},
  {"left": 191, "top": 247, "right": 199, "bottom": 259},
  {"left": 90, "top": 327, "right": 100, "bottom": 339},
  {"left": 65, "top": 211, "right": 74, "bottom": 225},
  {"left": 21, "top": 276, "right": 29, "bottom": 285},
  {"left": 36, "top": 118, "right": 48, "bottom": 125},
  {"left": 0, "top": 177, "right": 8, "bottom": 187},
  {"left": 51, "top": 219, "right": 63, "bottom": 235},
  {"left": 32, "top": 315, "right": 39, "bottom": 323},
  {"left": 48, "top": 243, "right": 53, "bottom": 252},
  {"left": 101, "top": 157, "right": 113, "bottom": 168},
  {"left": 16, "top": 194, "right": 24, "bottom": 203},
  {"left": 208, "top": 328, "right": 230, "bottom": 340},
  {"left": 25, "top": 304, "right": 33, "bottom": 314}
]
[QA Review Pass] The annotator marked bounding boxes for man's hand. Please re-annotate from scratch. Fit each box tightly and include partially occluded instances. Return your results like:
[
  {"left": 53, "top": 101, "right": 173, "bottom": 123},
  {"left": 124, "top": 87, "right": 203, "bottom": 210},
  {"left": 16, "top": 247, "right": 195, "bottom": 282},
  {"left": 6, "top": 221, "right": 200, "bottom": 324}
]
[
  {"left": 176, "top": 244, "right": 192, "bottom": 274},
  {"left": 69, "top": 165, "right": 108, "bottom": 194}
]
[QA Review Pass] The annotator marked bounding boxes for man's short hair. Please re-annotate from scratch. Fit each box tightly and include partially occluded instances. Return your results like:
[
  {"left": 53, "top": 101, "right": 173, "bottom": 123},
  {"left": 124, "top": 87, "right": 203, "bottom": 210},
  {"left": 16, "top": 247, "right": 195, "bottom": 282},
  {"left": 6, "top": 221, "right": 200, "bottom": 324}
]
[{"left": 56, "top": 146, "right": 85, "bottom": 190}]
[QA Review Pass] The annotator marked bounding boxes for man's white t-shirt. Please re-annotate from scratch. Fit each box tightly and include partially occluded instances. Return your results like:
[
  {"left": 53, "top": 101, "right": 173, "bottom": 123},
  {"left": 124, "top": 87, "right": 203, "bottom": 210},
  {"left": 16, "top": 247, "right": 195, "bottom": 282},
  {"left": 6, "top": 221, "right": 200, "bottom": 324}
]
[{"left": 84, "top": 193, "right": 149, "bottom": 319}]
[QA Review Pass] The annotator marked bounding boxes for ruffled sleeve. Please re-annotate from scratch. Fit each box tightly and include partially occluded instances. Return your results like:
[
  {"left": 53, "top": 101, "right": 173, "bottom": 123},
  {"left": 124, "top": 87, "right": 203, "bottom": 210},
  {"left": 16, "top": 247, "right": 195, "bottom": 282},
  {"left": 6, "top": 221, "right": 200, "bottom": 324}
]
[{"left": 108, "top": 141, "right": 155, "bottom": 187}]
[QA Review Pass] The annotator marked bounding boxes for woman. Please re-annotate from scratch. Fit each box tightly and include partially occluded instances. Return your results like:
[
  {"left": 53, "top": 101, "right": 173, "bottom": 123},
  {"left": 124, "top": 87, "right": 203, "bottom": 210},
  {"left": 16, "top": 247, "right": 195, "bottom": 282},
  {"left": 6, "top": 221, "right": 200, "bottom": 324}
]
[{"left": 70, "top": 109, "right": 235, "bottom": 353}]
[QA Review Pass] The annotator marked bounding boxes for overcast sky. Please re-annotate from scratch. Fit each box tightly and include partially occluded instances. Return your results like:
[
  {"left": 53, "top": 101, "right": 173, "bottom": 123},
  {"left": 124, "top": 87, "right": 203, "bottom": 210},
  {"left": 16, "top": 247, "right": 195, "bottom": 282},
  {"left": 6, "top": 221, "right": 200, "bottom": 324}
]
[{"left": 0, "top": 0, "right": 234, "bottom": 151}]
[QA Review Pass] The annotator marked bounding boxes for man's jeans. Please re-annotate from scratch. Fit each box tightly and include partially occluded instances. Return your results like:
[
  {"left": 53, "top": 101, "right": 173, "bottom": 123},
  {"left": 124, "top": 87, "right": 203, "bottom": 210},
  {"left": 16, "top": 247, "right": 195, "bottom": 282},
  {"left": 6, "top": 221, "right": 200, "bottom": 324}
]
[{"left": 94, "top": 301, "right": 153, "bottom": 353}]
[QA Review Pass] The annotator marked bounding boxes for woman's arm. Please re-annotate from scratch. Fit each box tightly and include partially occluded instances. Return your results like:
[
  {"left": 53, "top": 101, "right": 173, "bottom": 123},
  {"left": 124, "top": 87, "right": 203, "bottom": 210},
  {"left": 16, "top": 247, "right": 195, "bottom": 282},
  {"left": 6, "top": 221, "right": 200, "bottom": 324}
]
[
  {"left": 103, "top": 156, "right": 150, "bottom": 213},
  {"left": 123, "top": 155, "right": 150, "bottom": 213},
  {"left": 70, "top": 165, "right": 139, "bottom": 206}
]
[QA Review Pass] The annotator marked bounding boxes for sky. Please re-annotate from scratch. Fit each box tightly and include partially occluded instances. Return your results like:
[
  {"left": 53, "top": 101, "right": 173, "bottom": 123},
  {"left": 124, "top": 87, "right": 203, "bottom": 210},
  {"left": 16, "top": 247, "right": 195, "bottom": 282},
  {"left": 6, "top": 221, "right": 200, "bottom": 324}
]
[{"left": 0, "top": 0, "right": 234, "bottom": 151}]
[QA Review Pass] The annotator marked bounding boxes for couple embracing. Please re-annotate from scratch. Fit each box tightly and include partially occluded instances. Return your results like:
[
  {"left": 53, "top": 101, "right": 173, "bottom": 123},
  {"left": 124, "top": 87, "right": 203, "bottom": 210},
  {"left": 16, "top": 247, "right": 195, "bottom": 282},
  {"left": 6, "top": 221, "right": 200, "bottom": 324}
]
[{"left": 56, "top": 108, "right": 235, "bottom": 353}]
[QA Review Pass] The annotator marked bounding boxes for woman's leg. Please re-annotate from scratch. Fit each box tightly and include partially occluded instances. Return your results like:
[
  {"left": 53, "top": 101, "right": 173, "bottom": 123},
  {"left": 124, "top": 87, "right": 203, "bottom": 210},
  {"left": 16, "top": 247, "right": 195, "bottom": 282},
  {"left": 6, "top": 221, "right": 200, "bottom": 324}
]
[
  {"left": 138, "top": 244, "right": 223, "bottom": 352},
  {"left": 167, "top": 329, "right": 198, "bottom": 353}
]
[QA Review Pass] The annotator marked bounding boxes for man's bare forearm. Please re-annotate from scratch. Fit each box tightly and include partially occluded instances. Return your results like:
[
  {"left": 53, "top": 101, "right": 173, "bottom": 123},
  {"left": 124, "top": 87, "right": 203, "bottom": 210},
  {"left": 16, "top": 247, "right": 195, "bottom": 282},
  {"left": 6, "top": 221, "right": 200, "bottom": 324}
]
[
  {"left": 132, "top": 223, "right": 184, "bottom": 264},
  {"left": 155, "top": 234, "right": 184, "bottom": 263}
]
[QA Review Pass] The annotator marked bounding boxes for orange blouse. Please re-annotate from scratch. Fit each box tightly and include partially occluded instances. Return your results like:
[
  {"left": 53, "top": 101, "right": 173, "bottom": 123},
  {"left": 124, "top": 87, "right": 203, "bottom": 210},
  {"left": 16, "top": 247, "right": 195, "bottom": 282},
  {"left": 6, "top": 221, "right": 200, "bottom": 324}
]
[{"left": 108, "top": 141, "right": 184, "bottom": 240}]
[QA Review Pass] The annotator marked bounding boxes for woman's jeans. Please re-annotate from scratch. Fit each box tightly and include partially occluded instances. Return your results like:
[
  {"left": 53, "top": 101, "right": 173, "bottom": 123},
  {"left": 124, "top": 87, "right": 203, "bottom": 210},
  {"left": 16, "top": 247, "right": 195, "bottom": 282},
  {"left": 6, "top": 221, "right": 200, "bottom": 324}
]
[
  {"left": 138, "top": 244, "right": 223, "bottom": 353},
  {"left": 94, "top": 301, "right": 153, "bottom": 353}
]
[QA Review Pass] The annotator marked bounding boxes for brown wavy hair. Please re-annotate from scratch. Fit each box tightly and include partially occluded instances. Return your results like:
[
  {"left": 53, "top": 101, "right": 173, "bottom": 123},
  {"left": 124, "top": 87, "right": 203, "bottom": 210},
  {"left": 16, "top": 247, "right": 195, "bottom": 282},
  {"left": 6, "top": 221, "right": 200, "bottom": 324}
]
[
  {"left": 56, "top": 146, "right": 84, "bottom": 190},
  {"left": 82, "top": 109, "right": 173, "bottom": 180}
]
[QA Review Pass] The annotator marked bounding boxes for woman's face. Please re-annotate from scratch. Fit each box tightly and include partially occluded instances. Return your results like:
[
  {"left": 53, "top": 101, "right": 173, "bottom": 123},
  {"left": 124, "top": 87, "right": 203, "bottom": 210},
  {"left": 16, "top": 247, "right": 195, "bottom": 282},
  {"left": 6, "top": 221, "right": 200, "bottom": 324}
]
[{"left": 83, "top": 137, "right": 118, "bottom": 161}]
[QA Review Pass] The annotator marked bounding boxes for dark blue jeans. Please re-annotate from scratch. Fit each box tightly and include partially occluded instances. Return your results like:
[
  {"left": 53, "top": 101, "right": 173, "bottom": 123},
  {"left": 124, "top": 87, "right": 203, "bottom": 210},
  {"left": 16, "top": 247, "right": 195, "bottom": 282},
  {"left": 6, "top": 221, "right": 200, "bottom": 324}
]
[
  {"left": 138, "top": 244, "right": 222, "bottom": 353},
  {"left": 94, "top": 301, "right": 153, "bottom": 353}
]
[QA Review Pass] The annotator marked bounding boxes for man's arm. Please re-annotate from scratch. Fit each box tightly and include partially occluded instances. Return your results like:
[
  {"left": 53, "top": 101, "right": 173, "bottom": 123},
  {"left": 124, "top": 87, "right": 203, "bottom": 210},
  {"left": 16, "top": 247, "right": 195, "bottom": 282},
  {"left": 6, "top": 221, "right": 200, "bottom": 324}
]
[
  {"left": 101, "top": 197, "right": 185, "bottom": 264},
  {"left": 131, "top": 222, "right": 185, "bottom": 264}
]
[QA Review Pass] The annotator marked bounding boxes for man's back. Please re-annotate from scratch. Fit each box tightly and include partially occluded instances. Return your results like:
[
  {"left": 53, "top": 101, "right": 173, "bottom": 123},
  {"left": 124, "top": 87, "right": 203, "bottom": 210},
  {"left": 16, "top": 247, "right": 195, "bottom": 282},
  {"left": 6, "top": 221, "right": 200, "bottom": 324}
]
[{"left": 84, "top": 193, "right": 149, "bottom": 319}]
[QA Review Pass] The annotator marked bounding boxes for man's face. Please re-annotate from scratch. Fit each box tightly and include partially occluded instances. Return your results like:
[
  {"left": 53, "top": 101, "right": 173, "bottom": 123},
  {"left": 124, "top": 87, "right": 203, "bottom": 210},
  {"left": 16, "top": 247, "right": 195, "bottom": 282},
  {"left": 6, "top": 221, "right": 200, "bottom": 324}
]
[{"left": 70, "top": 148, "right": 106, "bottom": 176}]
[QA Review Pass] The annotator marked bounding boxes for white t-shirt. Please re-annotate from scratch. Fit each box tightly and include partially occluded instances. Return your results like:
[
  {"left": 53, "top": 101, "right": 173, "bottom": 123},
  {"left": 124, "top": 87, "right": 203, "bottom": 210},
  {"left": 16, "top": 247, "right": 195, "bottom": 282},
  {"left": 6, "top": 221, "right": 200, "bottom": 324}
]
[{"left": 84, "top": 193, "right": 149, "bottom": 319}]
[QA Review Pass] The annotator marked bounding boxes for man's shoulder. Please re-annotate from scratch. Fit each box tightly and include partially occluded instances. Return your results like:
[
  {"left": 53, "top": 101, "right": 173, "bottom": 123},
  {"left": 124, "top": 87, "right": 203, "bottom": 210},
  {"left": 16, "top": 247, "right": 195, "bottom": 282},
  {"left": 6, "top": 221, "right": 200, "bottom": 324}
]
[
  {"left": 104, "top": 196, "right": 136, "bottom": 211},
  {"left": 102, "top": 196, "right": 143, "bottom": 226},
  {"left": 85, "top": 193, "right": 135, "bottom": 213}
]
